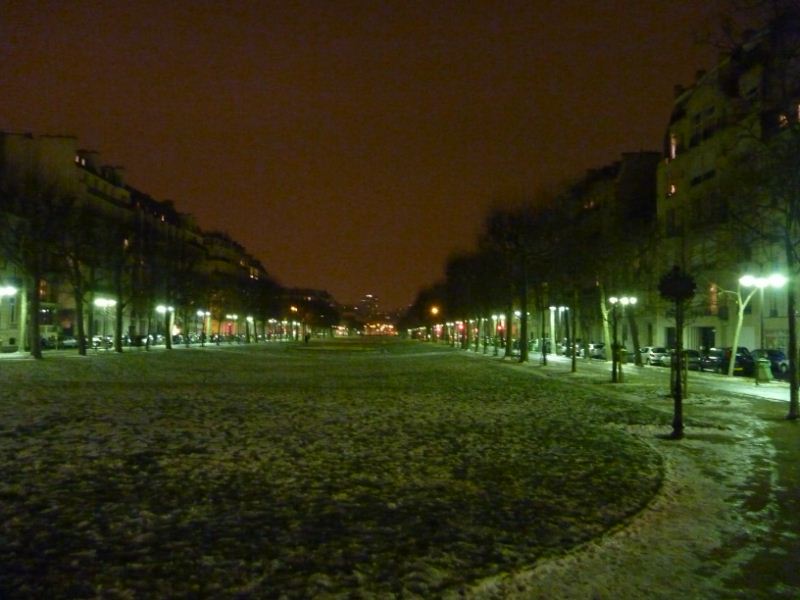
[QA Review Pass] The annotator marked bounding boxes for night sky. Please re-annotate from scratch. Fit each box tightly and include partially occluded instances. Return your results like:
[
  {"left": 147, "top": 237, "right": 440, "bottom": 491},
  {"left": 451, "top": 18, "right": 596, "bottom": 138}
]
[{"left": 2, "top": 1, "right": 726, "bottom": 310}]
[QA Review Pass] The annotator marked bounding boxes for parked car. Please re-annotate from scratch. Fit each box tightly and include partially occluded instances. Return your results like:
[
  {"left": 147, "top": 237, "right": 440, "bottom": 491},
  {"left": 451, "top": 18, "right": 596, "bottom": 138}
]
[
  {"left": 56, "top": 335, "right": 79, "bottom": 349},
  {"left": 587, "top": 342, "right": 605, "bottom": 359},
  {"left": 640, "top": 346, "right": 670, "bottom": 366},
  {"left": 679, "top": 348, "right": 701, "bottom": 370},
  {"left": 752, "top": 348, "right": 789, "bottom": 377},
  {"left": 700, "top": 348, "right": 725, "bottom": 372},
  {"left": 701, "top": 347, "right": 754, "bottom": 375},
  {"left": 92, "top": 335, "right": 113, "bottom": 349}
]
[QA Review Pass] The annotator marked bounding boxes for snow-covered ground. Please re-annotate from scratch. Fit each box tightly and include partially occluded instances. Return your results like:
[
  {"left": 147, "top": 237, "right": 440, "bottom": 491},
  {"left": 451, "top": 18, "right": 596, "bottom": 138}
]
[
  {"left": 1, "top": 342, "right": 797, "bottom": 597},
  {"left": 462, "top": 351, "right": 799, "bottom": 598}
]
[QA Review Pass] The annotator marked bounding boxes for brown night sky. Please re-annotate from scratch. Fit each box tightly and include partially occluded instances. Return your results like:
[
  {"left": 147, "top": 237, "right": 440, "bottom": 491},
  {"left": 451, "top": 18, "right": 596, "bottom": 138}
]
[{"left": 2, "top": 1, "right": 728, "bottom": 310}]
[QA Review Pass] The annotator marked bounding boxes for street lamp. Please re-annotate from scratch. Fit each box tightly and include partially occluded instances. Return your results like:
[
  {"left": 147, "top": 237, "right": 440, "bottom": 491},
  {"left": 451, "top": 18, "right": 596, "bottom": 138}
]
[
  {"left": 608, "top": 295, "right": 637, "bottom": 383},
  {"left": 94, "top": 297, "right": 117, "bottom": 349},
  {"left": 739, "top": 273, "right": 787, "bottom": 349},
  {"left": 196, "top": 309, "right": 210, "bottom": 345},
  {"left": 156, "top": 305, "right": 174, "bottom": 345},
  {"left": 225, "top": 314, "right": 239, "bottom": 341}
]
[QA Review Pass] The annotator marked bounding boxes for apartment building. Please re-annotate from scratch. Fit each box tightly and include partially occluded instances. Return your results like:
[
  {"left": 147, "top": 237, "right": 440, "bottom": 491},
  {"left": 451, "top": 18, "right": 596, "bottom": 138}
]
[
  {"left": 0, "top": 131, "right": 276, "bottom": 351},
  {"left": 657, "top": 16, "right": 800, "bottom": 352}
]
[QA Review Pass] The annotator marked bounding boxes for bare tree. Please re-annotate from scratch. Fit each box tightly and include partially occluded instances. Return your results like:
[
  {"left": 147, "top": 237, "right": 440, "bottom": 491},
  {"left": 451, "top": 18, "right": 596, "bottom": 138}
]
[{"left": 0, "top": 167, "right": 74, "bottom": 358}]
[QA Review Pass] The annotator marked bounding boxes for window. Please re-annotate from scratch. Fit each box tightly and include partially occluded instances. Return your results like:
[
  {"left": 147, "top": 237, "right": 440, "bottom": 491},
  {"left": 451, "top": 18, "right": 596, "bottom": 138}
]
[
  {"left": 708, "top": 284, "right": 718, "bottom": 316},
  {"left": 670, "top": 134, "right": 678, "bottom": 159},
  {"left": 690, "top": 170, "right": 716, "bottom": 186},
  {"left": 690, "top": 106, "right": 717, "bottom": 146},
  {"left": 666, "top": 208, "right": 680, "bottom": 237}
]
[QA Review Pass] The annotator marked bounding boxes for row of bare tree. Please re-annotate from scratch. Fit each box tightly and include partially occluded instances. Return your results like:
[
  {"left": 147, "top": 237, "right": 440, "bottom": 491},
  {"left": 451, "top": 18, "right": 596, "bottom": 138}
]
[
  {"left": 0, "top": 168, "right": 284, "bottom": 358},
  {"left": 401, "top": 7, "right": 800, "bottom": 422}
]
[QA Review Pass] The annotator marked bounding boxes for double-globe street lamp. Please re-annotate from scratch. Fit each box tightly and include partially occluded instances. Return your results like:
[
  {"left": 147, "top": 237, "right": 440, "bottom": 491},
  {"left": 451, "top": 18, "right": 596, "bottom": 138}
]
[
  {"left": 608, "top": 295, "right": 637, "bottom": 383},
  {"left": 739, "top": 273, "right": 787, "bottom": 349}
]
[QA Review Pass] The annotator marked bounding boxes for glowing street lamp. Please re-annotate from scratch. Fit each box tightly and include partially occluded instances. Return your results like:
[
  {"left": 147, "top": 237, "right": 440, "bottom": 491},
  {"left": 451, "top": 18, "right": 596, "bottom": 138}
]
[
  {"left": 156, "top": 305, "right": 174, "bottom": 343},
  {"left": 94, "top": 297, "right": 117, "bottom": 348},
  {"left": 739, "top": 273, "right": 787, "bottom": 349},
  {"left": 196, "top": 309, "right": 210, "bottom": 345},
  {"left": 225, "top": 314, "right": 239, "bottom": 340}
]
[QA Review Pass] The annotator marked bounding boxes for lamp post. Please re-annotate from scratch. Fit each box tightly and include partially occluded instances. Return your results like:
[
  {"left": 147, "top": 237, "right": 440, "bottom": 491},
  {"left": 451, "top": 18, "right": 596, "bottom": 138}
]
[
  {"left": 225, "top": 314, "right": 239, "bottom": 342},
  {"left": 156, "top": 305, "right": 174, "bottom": 347},
  {"left": 429, "top": 306, "right": 440, "bottom": 342},
  {"left": 246, "top": 315, "right": 254, "bottom": 343},
  {"left": 94, "top": 297, "right": 117, "bottom": 349},
  {"left": 556, "top": 306, "right": 568, "bottom": 354},
  {"left": 608, "top": 296, "right": 636, "bottom": 383},
  {"left": 196, "top": 310, "right": 210, "bottom": 346},
  {"left": 739, "top": 273, "right": 787, "bottom": 349},
  {"left": 659, "top": 266, "right": 697, "bottom": 439}
]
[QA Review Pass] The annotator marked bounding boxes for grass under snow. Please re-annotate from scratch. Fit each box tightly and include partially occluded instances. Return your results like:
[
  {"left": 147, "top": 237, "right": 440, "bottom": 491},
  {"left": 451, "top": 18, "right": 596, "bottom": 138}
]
[{"left": 0, "top": 339, "right": 670, "bottom": 597}]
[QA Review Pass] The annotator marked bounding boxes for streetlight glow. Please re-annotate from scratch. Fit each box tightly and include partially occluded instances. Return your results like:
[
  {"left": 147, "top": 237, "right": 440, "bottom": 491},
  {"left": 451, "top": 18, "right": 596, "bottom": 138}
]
[
  {"left": 740, "top": 272, "right": 787, "bottom": 351},
  {"left": 94, "top": 298, "right": 117, "bottom": 308},
  {"left": 769, "top": 274, "right": 788, "bottom": 288}
]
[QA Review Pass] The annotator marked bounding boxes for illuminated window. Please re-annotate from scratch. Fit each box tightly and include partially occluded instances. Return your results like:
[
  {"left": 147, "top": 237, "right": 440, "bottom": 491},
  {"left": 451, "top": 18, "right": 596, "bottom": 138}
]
[
  {"left": 669, "top": 134, "right": 678, "bottom": 159},
  {"left": 709, "top": 284, "right": 718, "bottom": 316}
]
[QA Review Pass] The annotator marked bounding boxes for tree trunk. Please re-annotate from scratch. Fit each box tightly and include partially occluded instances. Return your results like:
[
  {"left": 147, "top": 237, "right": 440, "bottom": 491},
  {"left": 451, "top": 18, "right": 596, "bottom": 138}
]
[
  {"left": 115, "top": 300, "right": 124, "bottom": 353},
  {"left": 672, "top": 300, "right": 685, "bottom": 439},
  {"left": 519, "top": 271, "right": 529, "bottom": 363},
  {"left": 728, "top": 302, "right": 746, "bottom": 377},
  {"left": 540, "top": 296, "right": 548, "bottom": 366},
  {"left": 598, "top": 285, "right": 610, "bottom": 361},
  {"left": 16, "top": 283, "right": 28, "bottom": 356},
  {"left": 29, "top": 272, "right": 43, "bottom": 359},
  {"left": 571, "top": 289, "right": 578, "bottom": 373},
  {"left": 787, "top": 275, "right": 799, "bottom": 419},
  {"left": 628, "top": 308, "right": 643, "bottom": 366},
  {"left": 74, "top": 286, "right": 87, "bottom": 356},
  {"left": 503, "top": 298, "right": 513, "bottom": 359}
]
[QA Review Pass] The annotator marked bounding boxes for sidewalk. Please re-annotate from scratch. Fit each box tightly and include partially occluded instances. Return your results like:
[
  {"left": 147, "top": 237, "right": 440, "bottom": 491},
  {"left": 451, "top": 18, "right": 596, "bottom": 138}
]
[
  {"left": 464, "top": 345, "right": 800, "bottom": 598},
  {"left": 473, "top": 346, "right": 793, "bottom": 402}
]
